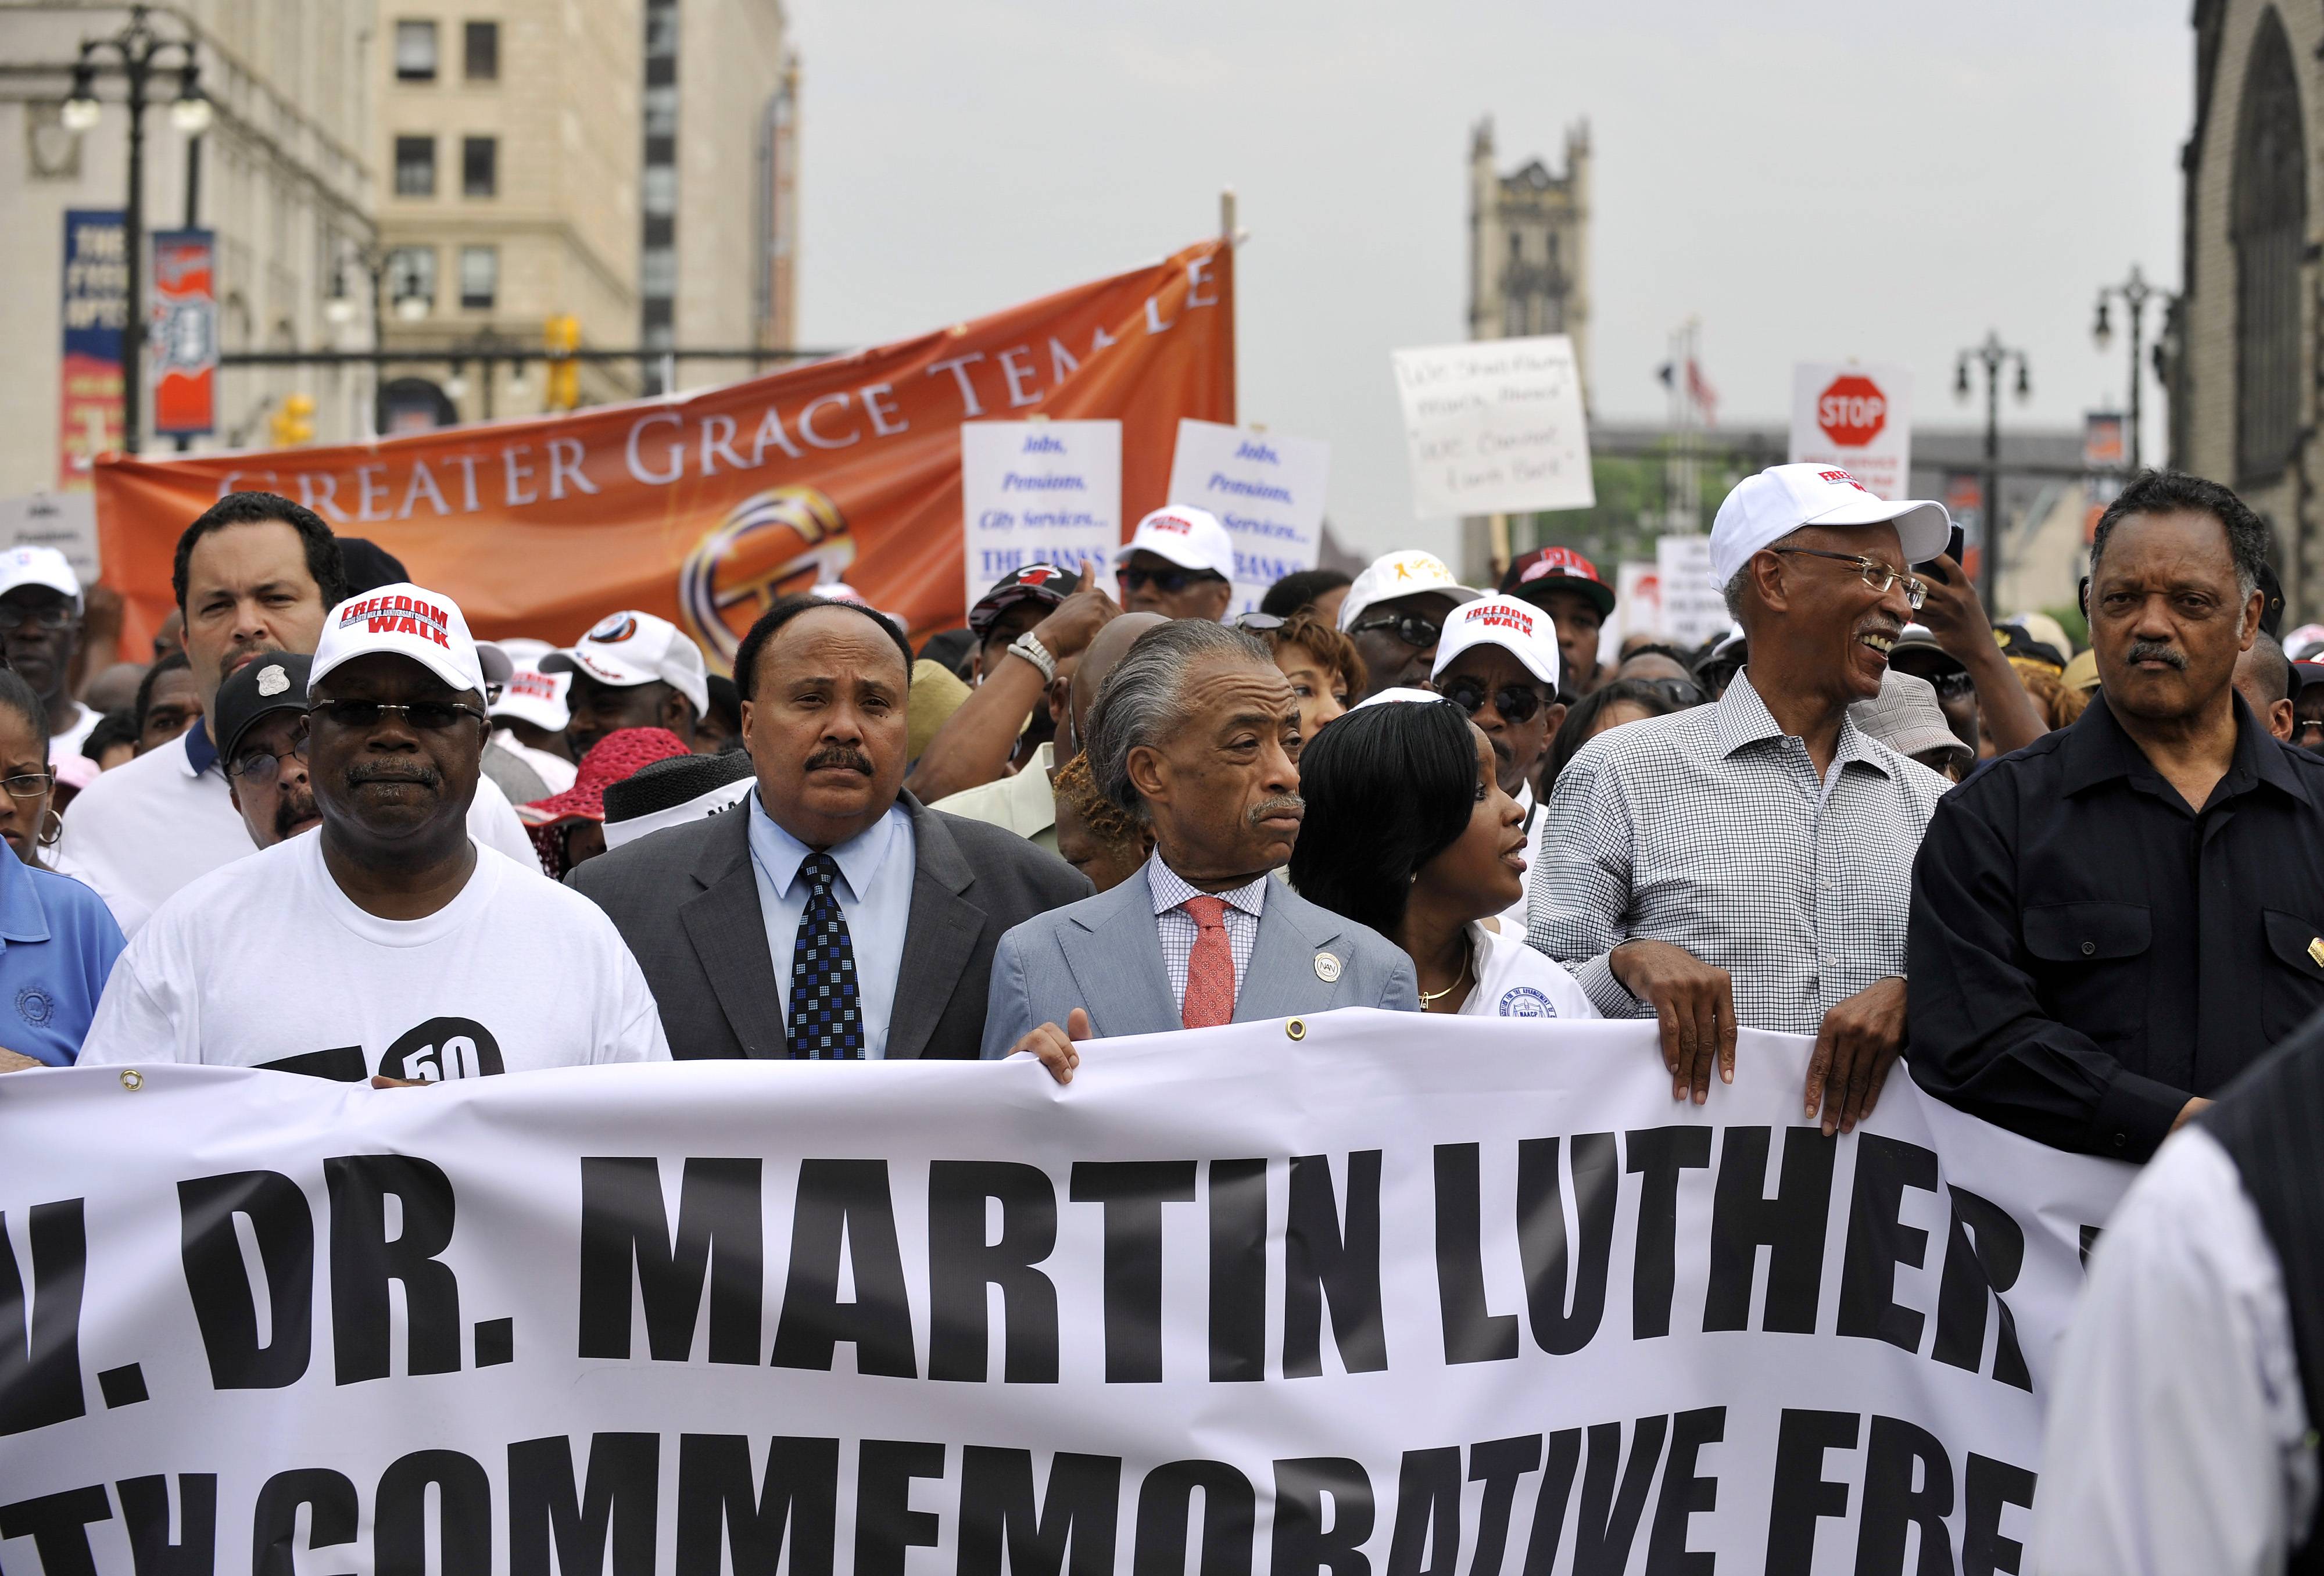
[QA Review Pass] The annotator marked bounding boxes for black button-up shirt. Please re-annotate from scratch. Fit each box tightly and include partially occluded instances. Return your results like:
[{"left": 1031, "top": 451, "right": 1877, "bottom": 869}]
[{"left": 1908, "top": 690, "right": 2324, "bottom": 1160}]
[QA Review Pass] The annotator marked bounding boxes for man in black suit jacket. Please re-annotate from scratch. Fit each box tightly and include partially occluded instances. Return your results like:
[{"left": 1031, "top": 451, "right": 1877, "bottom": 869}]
[{"left": 570, "top": 594, "right": 1088, "bottom": 1062}]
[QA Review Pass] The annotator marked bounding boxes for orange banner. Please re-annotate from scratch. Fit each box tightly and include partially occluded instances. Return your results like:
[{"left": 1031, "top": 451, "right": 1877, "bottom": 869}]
[{"left": 95, "top": 240, "right": 1233, "bottom": 669}]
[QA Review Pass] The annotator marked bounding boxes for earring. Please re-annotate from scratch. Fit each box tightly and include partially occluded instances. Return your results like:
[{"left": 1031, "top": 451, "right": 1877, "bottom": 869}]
[{"left": 37, "top": 807, "right": 61, "bottom": 848}]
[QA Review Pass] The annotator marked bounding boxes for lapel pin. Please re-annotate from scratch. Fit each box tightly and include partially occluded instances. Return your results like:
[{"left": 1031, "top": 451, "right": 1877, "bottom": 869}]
[
  {"left": 2309, "top": 937, "right": 2324, "bottom": 968},
  {"left": 1314, "top": 951, "right": 1342, "bottom": 983}
]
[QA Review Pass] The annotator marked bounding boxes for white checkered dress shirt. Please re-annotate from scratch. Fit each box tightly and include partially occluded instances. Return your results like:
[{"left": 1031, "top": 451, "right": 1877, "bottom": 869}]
[
  {"left": 1147, "top": 856, "right": 1267, "bottom": 1015},
  {"left": 1527, "top": 669, "right": 1948, "bottom": 1033}
]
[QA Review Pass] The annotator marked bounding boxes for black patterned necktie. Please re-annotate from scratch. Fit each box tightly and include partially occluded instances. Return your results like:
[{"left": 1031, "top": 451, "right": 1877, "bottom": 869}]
[{"left": 787, "top": 851, "right": 864, "bottom": 1059}]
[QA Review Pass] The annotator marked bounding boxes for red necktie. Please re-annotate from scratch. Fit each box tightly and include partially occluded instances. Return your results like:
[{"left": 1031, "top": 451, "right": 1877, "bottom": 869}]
[{"left": 1181, "top": 895, "right": 1235, "bottom": 1029}]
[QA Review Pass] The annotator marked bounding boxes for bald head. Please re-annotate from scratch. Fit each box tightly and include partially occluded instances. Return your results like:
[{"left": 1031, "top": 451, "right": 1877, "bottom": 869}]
[{"left": 1073, "top": 611, "right": 1167, "bottom": 745}]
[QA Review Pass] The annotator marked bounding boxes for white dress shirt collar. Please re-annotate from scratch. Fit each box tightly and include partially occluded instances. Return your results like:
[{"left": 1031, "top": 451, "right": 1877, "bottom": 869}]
[
  {"left": 747, "top": 790, "right": 905, "bottom": 903},
  {"left": 1147, "top": 855, "right": 1270, "bottom": 919}
]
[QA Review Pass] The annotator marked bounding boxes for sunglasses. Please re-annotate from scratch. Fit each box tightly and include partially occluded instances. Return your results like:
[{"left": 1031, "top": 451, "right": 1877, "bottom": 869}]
[
  {"left": 1119, "top": 565, "right": 1225, "bottom": 594},
  {"left": 0, "top": 605, "right": 73, "bottom": 633},
  {"left": 1439, "top": 676, "right": 1548, "bottom": 723},
  {"left": 1231, "top": 612, "right": 1285, "bottom": 633},
  {"left": 1348, "top": 613, "right": 1444, "bottom": 649},
  {"left": 1635, "top": 676, "right": 1707, "bottom": 710},
  {"left": 306, "top": 700, "right": 490, "bottom": 732}
]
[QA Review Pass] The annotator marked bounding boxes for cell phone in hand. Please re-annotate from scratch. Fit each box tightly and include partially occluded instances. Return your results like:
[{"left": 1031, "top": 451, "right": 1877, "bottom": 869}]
[{"left": 1917, "top": 525, "right": 1967, "bottom": 580}]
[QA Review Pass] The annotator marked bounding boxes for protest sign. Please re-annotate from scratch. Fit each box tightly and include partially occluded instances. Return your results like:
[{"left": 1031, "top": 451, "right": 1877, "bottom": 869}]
[
  {"left": 1392, "top": 336, "right": 1594, "bottom": 517},
  {"left": 1606, "top": 560, "right": 1660, "bottom": 662},
  {"left": 1791, "top": 364, "right": 1913, "bottom": 500},
  {"left": 959, "top": 420, "right": 1121, "bottom": 608},
  {"left": 0, "top": 493, "right": 100, "bottom": 583},
  {"left": 1163, "top": 420, "right": 1329, "bottom": 615},
  {"left": 1655, "top": 535, "right": 1728, "bottom": 647},
  {"left": 94, "top": 241, "right": 1234, "bottom": 664},
  {"left": 0, "top": 1013, "right": 2125, "bottom": 1574}
]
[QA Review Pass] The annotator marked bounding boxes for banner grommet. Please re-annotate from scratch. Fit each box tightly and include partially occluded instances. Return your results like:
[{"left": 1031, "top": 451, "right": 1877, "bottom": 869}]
[
  {"left": 1285, "top": 1018, "right": 1305, "bottom": 1041},
  {"left": 118, "top": 1070, "right": 142, "bottom": 1091}
]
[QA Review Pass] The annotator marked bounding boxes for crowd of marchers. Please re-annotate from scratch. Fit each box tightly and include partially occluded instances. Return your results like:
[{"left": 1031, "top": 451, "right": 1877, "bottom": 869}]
[{"left": 1, "top": 462, "right": 2320, "bottom": 1572}]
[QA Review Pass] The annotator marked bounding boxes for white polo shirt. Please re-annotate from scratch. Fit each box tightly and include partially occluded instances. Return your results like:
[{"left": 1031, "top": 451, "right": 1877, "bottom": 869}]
[{"left": 54, "top": 719, "right": 540, "bottom": 936}]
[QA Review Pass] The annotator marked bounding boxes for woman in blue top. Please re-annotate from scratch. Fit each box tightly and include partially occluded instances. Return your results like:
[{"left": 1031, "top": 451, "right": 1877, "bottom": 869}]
[{"left": 0, "top": 669, "right": 123, "bottom": 1066}]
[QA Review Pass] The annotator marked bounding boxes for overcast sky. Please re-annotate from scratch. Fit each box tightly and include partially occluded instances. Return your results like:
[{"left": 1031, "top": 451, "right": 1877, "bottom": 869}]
[{"left": 787, "top": 0, "right": 2191, "bottom": 564}]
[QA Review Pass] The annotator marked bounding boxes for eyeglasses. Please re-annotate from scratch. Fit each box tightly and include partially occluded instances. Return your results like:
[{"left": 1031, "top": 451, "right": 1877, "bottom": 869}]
[
  {"left": 1119, "top": 565, "right": 1224, "bottom": 594},
  {"left": 0, "top": 771, "right": 52, "bottom": 802},
  {"left": 1922, "top": 669, "right": 1975, "bottom": 700},
  {"left": 1768, "top": 549, "right": 1929, "bottom": 611},
  {"left": 1439, "top": 676, "right": 1548, "bottom": 723},
  {"left": 0, "top": 605, "right": 73, "bottom": 633},
  {"left": 1231, "top": 612, "right": 1285, "bottom": 633},
  {"left": 306, "top": 700, "right": 489, "bottom": 732},
  {"left": 227, "top": 735, "right": 310, "bottom": 787},
  {"left": 2297, "top": 719, "right": 2324, "bottom": 744},
  {"left": 1349, "top": 613, "right": 1444, "bottom": 649}
]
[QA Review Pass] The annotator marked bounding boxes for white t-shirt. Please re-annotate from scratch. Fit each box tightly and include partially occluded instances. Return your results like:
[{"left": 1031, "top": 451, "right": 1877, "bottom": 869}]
[
  {"left": 80, "top": 834, "right": 670, "bottom": 1077},
  {"left": 54, "top": 724, "right": 542, "bottom": 935},
  {"left": 48, "top": 701, "right": 98, "bottom": 763},
  {"left": 1460, "top": 920, "right": 1597, "bottom": 1020}
]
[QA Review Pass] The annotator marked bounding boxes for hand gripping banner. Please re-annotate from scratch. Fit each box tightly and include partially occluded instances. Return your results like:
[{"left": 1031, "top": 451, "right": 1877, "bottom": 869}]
[
  {"left": 91, "top": 242, "right": 1235, "bottom": 664},
  {"left": 0, "top": 1013, "right": 2128, "bottom": 1574}
]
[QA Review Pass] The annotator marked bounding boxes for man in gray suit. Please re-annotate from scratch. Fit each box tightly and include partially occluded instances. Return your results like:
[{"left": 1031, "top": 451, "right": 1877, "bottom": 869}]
[
  {"left": 571, "top": 594, "right": 1089, "bottom": 1065},
  {"left": 983, "top": 619, "right": 1417, "bottom": 1062}
]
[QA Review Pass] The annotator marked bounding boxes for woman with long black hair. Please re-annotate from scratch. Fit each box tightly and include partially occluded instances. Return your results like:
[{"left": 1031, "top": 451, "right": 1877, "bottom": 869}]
[{"left": 1290, "top": 698, "right": 1593, "bottom": 1019}]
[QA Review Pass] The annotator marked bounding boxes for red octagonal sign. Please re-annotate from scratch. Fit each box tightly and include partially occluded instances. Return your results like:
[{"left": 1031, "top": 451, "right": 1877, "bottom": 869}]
[{"left": 1817, "top": 374, "right": 1888, "bottom": 448}]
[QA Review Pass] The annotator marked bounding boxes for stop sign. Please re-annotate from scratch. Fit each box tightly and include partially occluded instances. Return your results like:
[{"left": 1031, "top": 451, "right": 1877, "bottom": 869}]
[{"left": 1817, "top": 374, "right": 1888, "bottom": 447}]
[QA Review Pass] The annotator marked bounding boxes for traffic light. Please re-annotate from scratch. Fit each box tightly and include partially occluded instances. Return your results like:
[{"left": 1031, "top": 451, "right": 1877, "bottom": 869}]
[
  {"left": 268, "top": 393, "right": 315, "bottom": 447},
  {"left": 544, "top": 313, "right": 581, "bottom": 411}
]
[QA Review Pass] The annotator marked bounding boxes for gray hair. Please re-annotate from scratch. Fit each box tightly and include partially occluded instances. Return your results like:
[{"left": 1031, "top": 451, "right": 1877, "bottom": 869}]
[
  {"left": 1721, "top": 526, "right": 1810, "bottom": 620},
  {"left": 1087, "top": 619, "right": 1273, "bottom": 821}
]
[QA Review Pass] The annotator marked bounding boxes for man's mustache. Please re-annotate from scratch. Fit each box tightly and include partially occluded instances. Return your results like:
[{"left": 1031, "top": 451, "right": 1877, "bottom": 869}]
[
  {"left": 805, "top": 747, "right": 874, "bottom": 775},
  {"left": 344, "top": 761, "right": 441, "bottom": 789},
  {"left": 1248, "top": 793, "right": 1305, "bottom": 827},
  {"left": 2126, "top": 639, "right": 2189, "bottom": 671}
]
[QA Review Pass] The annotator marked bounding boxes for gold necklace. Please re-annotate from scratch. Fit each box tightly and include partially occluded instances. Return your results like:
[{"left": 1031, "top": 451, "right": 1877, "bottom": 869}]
[{"left": 1417, "top": 940, "right": 1473, "bottom": 1007}]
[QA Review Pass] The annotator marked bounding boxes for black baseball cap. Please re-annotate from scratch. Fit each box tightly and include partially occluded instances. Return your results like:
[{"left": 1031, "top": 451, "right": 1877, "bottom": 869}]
[
  {"left": 213, "top": 653, "right": 312, "bottom": 760},
  {"left": 968, "top": 564, "right": 1074, "bottom": 639}
]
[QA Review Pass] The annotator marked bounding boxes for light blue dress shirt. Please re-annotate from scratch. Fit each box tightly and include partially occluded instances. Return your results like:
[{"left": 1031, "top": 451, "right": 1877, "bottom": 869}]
[{"left": 745, "top": 791, "right": 916, "bottom": 1059}]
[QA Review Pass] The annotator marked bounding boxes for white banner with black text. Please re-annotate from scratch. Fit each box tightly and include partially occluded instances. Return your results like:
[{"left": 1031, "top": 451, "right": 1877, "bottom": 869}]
[{"left": 0, "top": 1012, "right": 2131, "bottom": 1574}]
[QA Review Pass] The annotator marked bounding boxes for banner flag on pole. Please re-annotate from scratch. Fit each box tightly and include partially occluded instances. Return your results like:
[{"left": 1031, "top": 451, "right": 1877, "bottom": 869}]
[{"left": 93, "top": 241, "right": 1234, "bottom": 665}]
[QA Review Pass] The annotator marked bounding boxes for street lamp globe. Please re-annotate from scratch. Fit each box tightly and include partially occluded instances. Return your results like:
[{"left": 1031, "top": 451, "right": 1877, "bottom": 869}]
[
  {"left": 2092, "top": 298, "right": 2112, "bottom": 350},
  {"left": 324, "top": 298, "right": 358, "bottom": 327},
  {"left": 60, "top": 95, "right": 102, "bottom": 132},
  {"left": 170, "top": 92, "right": 213, "bottom": 135}
]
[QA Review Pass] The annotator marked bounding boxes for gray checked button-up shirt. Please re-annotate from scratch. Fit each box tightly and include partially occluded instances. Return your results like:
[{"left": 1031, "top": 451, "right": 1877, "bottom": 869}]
[{"left": 1527, "top": 669, "right": 1949, "bottom": 1031}]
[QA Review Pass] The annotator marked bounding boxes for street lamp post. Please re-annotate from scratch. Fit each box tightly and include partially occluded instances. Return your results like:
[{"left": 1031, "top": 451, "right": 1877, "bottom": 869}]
[
  {"left": 61, "top": 5, "right": 210, "bottom": 461},
  {"left": 1955, "top": 332, "right": 2032, "bottom": 612},
  {"left": 2092, "top": 266, "right": 2162, "bottom": 475}
]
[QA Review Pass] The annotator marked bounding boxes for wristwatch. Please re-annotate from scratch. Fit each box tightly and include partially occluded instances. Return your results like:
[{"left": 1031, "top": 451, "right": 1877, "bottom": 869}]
[{"left": 1007, "top": 630, "right": 1058, "bottom": 682}]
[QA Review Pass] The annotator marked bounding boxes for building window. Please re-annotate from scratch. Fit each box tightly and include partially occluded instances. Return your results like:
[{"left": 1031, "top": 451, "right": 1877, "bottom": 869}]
[
  {"left": 642, "top": 164, "right": 677, "bottom": 217},
  {"left": 640, "top": 245, "right": 678, "bottom": 298},
  {"left": 459, "top": 246, "right": 497, "bottom": 310},
  {"left": 394, "top": 20, "right": 439, "bottom": 82},
  {"left": 2236, "top": 12, "right": 2306, "bottom": 484},
  {"left": 643, "top": 84, "right": 678, "bottom": 137},
  {"left": 461, "top": 136, "right": 497, "bottom": 198},
  {"left": 463, "top": 21, "right": 499, "bottom": 81},
  {"left": 646, "top": 1, "right": 678, "bottom": 59},
  {"left": 386, "top": 246, "right": 436, "bottom": 311},
  {"left": 393, "top": 135, "right": 436, "bottom": 197}
]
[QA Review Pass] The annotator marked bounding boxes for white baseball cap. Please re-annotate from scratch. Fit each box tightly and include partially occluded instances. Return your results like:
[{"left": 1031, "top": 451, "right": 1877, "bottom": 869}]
[
  {"left": 0, "top": 546, "right": 81, "bottom": 607},
  {"left": 541, "top": 610, "right": 711, "bottom": 720},
  {"left": 1430, "top": 594, "right": 1561, "bottom": 690},
  {"left": 489, "top": 664, "right": 572, "bottom": 733},
  {"left": 1116, "top": 506, "right": 1236, "bottom": 581},
  {"left": 1353, "top": 685, "right": 1445, "bottom": 711},
  {"left": 1337, "top": 550, "right": 1482, "bottom": 632},
  {"left": 1707, "top": 463, "right": 1950, "bottom": 589},
  {"left": 312, "top": 582, "right": 492, "bottom": 699}
]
